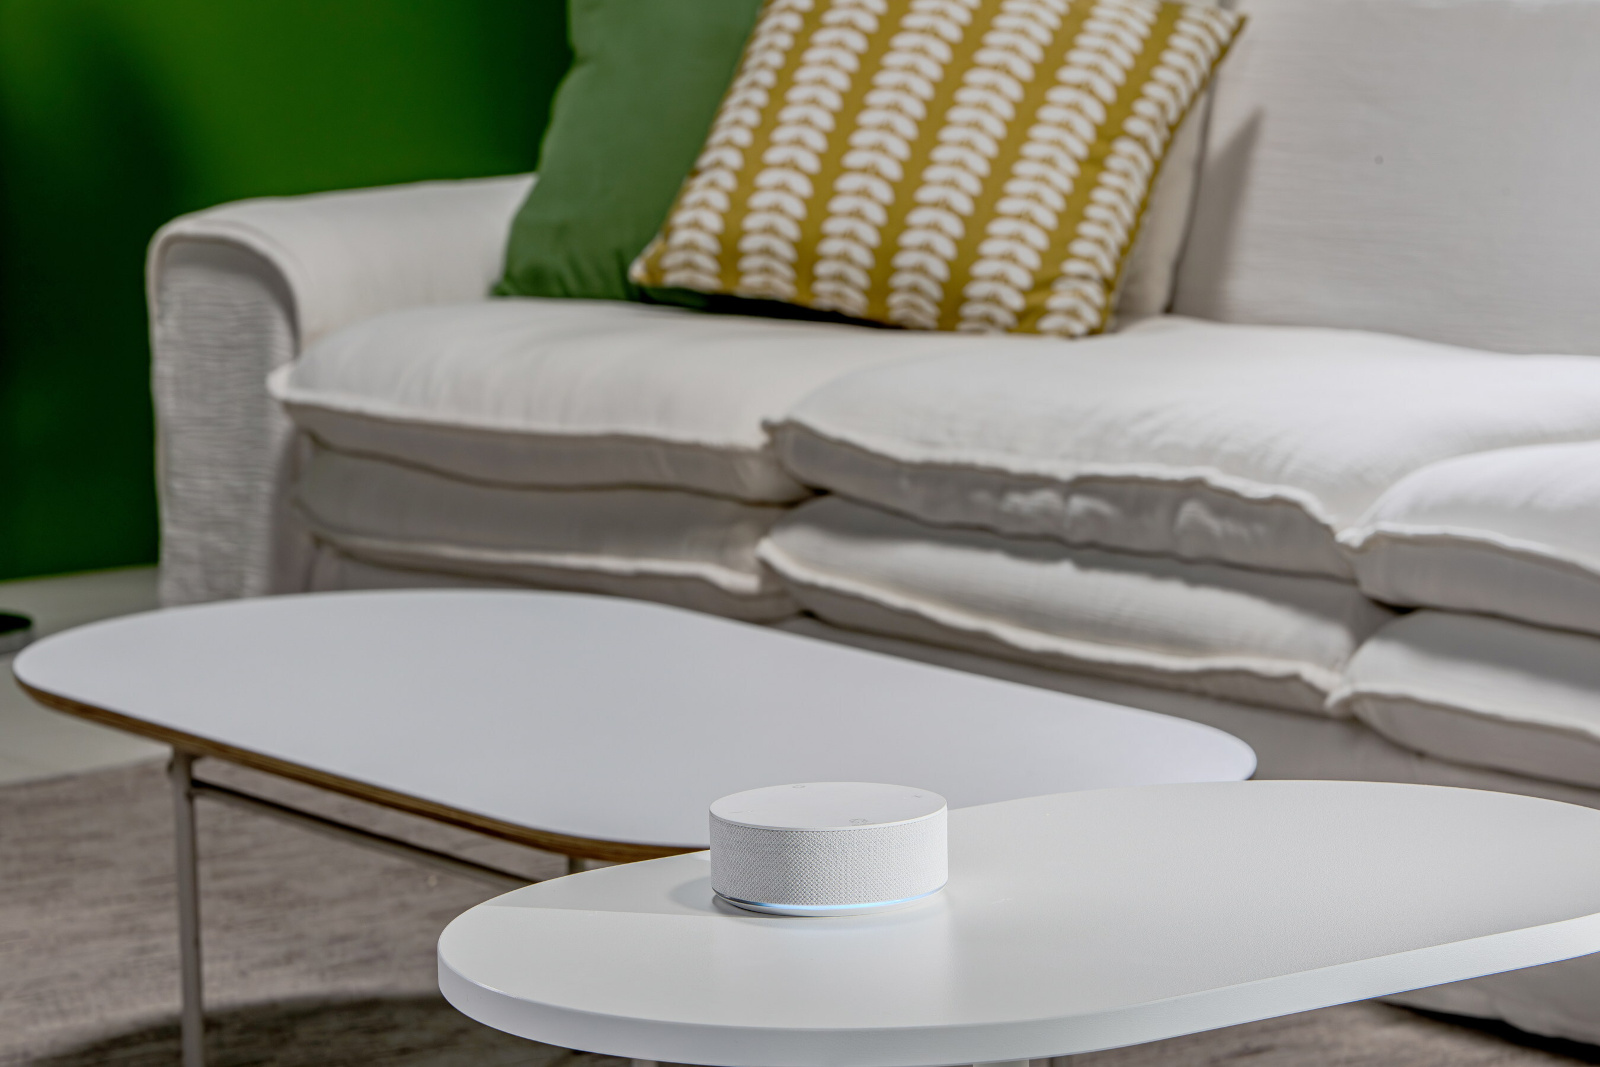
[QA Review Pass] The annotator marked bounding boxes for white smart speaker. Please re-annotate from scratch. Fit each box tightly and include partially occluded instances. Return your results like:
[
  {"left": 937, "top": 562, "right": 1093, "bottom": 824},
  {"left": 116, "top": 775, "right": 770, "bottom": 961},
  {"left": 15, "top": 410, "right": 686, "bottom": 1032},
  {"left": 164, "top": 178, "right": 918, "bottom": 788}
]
[{"left": 708, "top": 782, "right": 948, "bottom": 916}]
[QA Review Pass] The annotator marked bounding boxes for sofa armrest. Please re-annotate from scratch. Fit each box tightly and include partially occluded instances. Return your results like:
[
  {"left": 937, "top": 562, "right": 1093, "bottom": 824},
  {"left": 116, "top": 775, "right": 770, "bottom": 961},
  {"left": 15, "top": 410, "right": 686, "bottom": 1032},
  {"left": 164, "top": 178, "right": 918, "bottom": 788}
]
[{"left": 149, "top": 174, "right": 533, "bottom": 606}]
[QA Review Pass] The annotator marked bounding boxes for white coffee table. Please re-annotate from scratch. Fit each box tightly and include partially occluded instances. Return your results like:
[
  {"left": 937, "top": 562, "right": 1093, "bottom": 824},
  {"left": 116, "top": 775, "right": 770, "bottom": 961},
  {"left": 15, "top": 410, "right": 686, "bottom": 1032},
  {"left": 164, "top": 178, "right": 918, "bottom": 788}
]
[
  {"left": 13, "top": 590, "right": 1253, "bottom": 1067},
  {"left": 441, "top": 781, "right": 1600, "bottom": 1067}
]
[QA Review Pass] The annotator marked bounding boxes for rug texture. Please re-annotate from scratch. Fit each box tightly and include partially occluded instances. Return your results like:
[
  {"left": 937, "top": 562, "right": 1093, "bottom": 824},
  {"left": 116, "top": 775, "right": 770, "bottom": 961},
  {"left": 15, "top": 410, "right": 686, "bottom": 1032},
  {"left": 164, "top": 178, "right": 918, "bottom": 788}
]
[{"left": 2, "top": 760, "right": 1598, "bottom": 1066}]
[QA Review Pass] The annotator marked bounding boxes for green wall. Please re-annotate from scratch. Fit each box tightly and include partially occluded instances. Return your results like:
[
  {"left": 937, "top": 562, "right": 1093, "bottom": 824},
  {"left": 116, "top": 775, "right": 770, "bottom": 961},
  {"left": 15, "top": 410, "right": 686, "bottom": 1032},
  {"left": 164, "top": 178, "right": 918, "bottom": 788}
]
[{"left": 0, "top": 0, "right": 570, "bottom": 580}]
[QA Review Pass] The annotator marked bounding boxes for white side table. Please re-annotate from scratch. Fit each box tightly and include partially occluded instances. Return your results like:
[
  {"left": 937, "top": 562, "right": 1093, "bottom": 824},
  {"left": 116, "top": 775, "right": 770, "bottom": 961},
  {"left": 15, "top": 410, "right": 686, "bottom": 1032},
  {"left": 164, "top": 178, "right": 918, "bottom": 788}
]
[{"left": 441, "top": 780, "right": 1600, "bottom": 1066}]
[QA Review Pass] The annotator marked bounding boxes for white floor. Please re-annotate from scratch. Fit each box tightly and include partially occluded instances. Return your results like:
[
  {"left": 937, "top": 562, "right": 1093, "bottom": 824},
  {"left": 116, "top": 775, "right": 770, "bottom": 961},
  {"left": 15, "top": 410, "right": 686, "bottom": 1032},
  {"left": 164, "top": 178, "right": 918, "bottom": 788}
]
[{"left": 0, "top": 567, "right": 167, "bottom": 785}]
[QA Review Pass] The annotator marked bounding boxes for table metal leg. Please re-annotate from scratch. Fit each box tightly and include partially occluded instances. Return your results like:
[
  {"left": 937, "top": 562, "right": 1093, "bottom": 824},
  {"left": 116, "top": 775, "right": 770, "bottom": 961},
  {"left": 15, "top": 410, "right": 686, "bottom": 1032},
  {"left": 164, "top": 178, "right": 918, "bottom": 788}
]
[{"left": 169, "top": 752, "right": 206, "bottom": 1067}]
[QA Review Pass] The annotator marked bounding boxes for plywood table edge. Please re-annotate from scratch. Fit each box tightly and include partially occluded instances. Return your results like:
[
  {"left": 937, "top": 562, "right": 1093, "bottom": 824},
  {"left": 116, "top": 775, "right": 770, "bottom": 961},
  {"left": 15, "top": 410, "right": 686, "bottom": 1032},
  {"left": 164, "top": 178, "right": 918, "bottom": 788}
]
[{"left": 16, "top": 677, "right": 695, "bottom": 863}]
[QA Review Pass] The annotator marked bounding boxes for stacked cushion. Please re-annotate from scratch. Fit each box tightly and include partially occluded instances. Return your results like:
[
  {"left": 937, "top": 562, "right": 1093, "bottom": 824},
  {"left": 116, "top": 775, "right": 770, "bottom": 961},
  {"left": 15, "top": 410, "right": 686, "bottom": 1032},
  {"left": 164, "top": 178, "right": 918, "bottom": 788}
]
[
  {"left": 495, "top": 0, "right": 1218, "bottom": 325},
  {"left": 295, "top": 450, "right": 794, "bottom": 620},
  {"left": 763, "top": 313, "right": 1600, "bottom": 751},
  {"left": 1330, "top": 443, "right": 1600, "bottom": 789},
  {"left": 762, "top": 496, "right": 1394, "bottom": 712},
  {"left": 1333, "top": 612, "right": 1600, "bottom": 791},
  {"left": 272, "top": 297, "right": 991, "bottom": 616},
  {"left": 775, "top": 316, "right": 1600, "bottom": 577},
  {"left": 1343, "top": 441, "right": 1600, "bottom": 637}
]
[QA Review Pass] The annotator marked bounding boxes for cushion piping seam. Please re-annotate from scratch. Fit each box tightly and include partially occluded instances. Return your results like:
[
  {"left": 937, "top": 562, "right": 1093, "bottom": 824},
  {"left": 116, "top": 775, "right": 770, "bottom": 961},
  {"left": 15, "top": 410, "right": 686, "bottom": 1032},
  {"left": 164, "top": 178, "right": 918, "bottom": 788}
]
[
  {"left": 302, "top": 443, "right": 807, "bottom": 507},
  {"left": 773, "top": 422, "right": 1345, "bottom": 528},
  {"left": 1340, "top": 523, "right": 1600, "bottom": 582},
  {"left": 311, "top": 529, "right": 780, "bottom": 598},
  {"left": 270, "top": 366, "right": 776, "bottom": 455}
]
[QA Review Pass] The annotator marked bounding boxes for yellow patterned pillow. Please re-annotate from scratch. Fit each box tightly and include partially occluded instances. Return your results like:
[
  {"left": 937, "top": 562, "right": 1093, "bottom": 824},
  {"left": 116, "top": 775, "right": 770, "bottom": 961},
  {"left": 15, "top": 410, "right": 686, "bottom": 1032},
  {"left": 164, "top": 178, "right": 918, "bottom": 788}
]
[{"left": 630, "top": 0, "right": 1242, "bottom": 336}]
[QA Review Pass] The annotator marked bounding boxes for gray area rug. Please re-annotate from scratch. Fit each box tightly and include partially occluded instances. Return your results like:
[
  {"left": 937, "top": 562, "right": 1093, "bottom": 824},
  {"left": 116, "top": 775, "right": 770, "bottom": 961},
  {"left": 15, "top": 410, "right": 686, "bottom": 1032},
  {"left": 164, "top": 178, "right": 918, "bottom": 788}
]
[{"left": 3, "top": 761, "right": 1598, "bottom": 1067}]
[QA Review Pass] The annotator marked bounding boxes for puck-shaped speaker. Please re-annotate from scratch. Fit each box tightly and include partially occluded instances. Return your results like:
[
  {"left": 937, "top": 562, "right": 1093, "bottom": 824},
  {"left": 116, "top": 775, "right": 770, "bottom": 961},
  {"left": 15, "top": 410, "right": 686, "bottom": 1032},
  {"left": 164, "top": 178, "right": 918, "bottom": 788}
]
[{"left": 708, "top": 782, "right": 947, "bottom": 916}]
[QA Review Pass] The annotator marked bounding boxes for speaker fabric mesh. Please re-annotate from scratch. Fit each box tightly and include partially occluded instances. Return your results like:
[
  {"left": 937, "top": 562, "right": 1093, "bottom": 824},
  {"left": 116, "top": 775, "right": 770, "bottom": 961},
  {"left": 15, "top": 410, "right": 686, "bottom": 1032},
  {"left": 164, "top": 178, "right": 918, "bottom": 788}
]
[{"left": 710, "top": 809, "right": 948, "bottom": 906}]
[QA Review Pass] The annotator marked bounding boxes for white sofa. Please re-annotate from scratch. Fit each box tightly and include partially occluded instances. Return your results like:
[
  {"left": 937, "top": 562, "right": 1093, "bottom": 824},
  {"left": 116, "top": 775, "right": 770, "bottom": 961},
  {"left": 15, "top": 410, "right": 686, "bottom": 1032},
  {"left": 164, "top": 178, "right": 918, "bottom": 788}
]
[{"left": 147, "top": 0, "right": 1600, "bottom": 1045}]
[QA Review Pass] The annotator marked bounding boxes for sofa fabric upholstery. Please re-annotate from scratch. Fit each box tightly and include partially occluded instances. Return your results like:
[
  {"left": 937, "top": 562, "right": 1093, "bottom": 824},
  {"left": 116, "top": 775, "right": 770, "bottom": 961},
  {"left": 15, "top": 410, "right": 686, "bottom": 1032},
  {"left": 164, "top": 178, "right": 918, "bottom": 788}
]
[
  {"left": 294, "top": 449, "right": 794, "bottom": 621},
  {"left": 1333, "top": 611, "right": 1600, "bottom": 792},
  {"left": 776, "top": 316, "right": 1600, "bottom": 578},
  {"left": 1172, "top": 0, "right": 1600, "bottom": 356},
  {"left": 1343, "top": 441, "right": 1600, "bottom": 637},
  {"left": 271, "top": 298, "right": 980, "bottom": 503},
  {"left": 149, "top": 175, "right": 534, "bottom": 605},
  {"left": 151, "top": 239, "right": 308, "bottom": 607},
  {"left": 761, "top": 496, "right": 1394, "bottom": 713}
]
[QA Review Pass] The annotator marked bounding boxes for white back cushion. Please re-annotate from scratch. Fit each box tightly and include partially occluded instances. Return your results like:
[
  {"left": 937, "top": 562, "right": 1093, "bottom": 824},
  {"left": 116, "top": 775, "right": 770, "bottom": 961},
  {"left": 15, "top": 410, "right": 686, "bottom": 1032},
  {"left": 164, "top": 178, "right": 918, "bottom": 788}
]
[{"left": 1174, "top": 0, "right": 1600, "bottom": 355}]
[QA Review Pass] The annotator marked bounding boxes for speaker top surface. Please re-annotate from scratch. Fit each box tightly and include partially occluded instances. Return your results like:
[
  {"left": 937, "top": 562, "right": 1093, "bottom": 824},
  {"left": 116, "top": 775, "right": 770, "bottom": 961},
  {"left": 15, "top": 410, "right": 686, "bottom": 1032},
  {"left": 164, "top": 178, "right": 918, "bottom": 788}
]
[{"left": 710, "top": 782, "right": 945, "bottom": 832}]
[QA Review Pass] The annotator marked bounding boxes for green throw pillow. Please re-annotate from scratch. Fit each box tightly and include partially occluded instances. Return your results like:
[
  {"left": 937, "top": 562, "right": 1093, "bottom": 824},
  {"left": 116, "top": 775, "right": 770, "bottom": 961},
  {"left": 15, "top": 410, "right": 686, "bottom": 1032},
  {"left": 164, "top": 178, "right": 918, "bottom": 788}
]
[{"left": 496, "top": 0, "right": 764, "bottom": 301}]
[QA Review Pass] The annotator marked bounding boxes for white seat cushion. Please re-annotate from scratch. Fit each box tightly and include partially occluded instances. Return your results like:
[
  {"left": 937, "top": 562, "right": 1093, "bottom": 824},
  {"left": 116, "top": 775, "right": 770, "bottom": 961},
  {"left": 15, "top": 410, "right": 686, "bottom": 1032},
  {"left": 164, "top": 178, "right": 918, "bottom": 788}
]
[
  {"left": 1343, "top": 442, "right": 1600, "bottom": 636},
  {"left": 775, "top": 317, "right": 1600, "bottom": 578},
  {"left": 760, "top": 497, "right": 1394, "bottom": 713},
  {"left": 294, "top": 449, "right": 795, "bottom": 620},
  {"left": 1332, "top": 611, "right": 1600, "bottom": 790},
  {"left": 270, "top": 297, "right": 974, "bottom": 502},
  {"left": 1174, "top": 0, "right": 1600, "bottom": 356}
]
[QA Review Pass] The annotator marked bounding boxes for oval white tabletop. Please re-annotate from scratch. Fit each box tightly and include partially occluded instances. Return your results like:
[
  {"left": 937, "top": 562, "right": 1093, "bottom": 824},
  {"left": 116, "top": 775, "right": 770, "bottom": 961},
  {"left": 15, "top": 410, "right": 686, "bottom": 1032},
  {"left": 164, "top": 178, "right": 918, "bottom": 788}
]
[
  {"left": 14, "top": 590, "right": 1252, "bottom": 856},
  {"left": 440, "top": 780, "right": 1600, "bottom": 1066}
]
